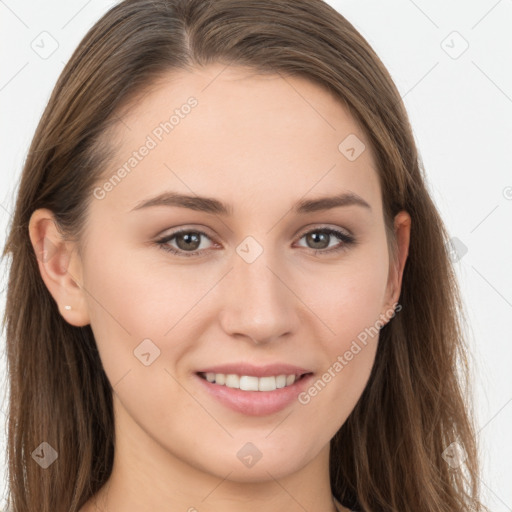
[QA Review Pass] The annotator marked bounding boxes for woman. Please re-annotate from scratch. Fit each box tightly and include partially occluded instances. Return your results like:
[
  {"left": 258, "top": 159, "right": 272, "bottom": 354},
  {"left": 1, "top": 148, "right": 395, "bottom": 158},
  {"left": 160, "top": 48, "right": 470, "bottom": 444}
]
[{"left": 1, "top": 0, "right": 486, "bottom": 511}]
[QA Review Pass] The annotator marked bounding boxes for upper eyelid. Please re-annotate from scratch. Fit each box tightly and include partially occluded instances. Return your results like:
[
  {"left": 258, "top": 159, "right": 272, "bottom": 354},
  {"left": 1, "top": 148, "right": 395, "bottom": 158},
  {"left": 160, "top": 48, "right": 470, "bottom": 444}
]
[{"left": 157, "top": 224, "right": 352, "bottom": 246}]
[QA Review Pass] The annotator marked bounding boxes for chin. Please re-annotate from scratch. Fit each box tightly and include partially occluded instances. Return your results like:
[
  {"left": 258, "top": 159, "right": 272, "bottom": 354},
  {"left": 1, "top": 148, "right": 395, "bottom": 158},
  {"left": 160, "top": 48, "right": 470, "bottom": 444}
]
[{"left": 188, "top": 438, "right": 317, "bottom": 483}]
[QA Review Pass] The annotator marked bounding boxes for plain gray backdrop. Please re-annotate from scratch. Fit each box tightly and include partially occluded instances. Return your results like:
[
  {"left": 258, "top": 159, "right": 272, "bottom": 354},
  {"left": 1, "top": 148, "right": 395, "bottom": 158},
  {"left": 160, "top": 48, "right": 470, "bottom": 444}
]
[{"left": 1, "top": 0, "right": 511, "bottom": 509}]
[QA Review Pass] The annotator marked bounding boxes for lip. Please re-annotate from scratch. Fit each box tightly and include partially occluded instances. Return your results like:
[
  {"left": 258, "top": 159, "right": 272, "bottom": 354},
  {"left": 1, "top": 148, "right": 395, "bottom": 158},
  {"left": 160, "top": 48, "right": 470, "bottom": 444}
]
[
  {"left": 195, "top": 362, "right": 312, "bottom": 378},
  {"left": 194, "top": 370, "right": 314, "bottom": 416}
]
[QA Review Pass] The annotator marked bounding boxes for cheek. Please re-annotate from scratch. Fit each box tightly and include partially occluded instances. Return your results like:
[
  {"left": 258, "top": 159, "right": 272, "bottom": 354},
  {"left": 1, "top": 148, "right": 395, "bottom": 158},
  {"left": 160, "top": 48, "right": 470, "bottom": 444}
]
[
  {"left": 301, "top": 246, "right": 390, "bottom": 342},
  {"left": 82, "top": 235, "right": 219, "bottom": 386},
  {"left": 295, "top": 246, "right": 389, "bottom": 412}
]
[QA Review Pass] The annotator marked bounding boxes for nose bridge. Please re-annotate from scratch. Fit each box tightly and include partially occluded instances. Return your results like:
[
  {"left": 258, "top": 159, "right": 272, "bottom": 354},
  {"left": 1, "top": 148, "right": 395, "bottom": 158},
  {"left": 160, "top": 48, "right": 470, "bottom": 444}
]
[{"left": 219, "top": 239, "right": 295, "bottom": 344}]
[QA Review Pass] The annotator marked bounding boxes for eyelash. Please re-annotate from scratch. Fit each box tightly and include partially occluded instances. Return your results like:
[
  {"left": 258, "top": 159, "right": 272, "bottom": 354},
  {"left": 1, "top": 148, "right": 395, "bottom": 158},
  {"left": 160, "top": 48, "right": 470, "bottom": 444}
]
[{"left": 155, "top": 226, "right": 356, "bottom": 258}]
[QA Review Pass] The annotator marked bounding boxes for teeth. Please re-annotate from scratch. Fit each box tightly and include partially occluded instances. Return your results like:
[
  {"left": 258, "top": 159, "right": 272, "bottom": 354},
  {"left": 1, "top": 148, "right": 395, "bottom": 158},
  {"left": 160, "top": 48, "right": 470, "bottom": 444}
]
[
  {"left": 240, "top": 375, "right": 259, "bottom": 391},
  {"left": 201, "top": 372, "right": 300, "bottom": 391},
  {"left": 258, "top": 376, "right": 276, "bottom": 392},
  {"left": 275, "top": 375, "right": 287, "bottom": 388},
  {"left": 225, "top": 374, "right": 240, "bottom": 388}
]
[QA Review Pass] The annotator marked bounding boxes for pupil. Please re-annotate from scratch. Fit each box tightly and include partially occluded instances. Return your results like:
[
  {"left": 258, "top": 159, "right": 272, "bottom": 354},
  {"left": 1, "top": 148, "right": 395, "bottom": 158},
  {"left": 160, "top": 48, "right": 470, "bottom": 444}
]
[
  {"left": 309, "top": 232, "right": 328, "bottom": 249},
  {"left": 178, "top": 232, "right": 200, "bottom": 250}
]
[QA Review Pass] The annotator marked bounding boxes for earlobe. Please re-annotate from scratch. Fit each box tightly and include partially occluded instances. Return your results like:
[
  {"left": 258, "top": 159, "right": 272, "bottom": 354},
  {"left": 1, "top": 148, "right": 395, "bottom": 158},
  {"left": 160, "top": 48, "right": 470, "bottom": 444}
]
[{"left": 28, "top": 208, "right": 90, "bottom": 327}]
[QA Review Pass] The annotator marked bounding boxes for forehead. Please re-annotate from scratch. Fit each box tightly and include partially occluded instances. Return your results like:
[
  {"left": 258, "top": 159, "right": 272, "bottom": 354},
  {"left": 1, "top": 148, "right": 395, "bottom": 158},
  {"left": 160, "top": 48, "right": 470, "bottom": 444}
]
[{"left": 95, "top": 63, "right": 382, "bottom": 218}]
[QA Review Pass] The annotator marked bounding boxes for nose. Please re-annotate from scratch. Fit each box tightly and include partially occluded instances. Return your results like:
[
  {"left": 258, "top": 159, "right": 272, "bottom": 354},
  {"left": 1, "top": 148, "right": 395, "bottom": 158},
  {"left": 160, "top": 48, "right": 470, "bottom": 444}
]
[{"left": 218, "top": 248, "right": 298, "bottom": 345}]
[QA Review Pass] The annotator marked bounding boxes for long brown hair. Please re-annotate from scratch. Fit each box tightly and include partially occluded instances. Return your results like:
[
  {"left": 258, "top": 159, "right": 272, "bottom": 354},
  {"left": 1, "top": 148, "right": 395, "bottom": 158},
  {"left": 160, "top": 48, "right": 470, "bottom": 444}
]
[{"left": 1, "top": 1, "right": 486, "bottom": 510}]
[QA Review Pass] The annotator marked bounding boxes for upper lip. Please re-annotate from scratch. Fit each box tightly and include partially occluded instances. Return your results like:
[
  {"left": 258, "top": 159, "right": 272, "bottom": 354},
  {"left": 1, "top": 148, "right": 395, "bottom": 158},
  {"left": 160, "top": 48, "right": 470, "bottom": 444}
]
[{"left": 196, "top": 363, "right": 313, "bottom": 378}]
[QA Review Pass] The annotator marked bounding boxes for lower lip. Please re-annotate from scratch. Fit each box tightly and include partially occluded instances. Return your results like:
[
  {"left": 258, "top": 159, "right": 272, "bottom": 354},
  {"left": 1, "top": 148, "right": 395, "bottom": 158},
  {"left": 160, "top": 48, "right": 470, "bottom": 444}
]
[{"left": 195, "top": 373, "right": 314, "bottom": 416}]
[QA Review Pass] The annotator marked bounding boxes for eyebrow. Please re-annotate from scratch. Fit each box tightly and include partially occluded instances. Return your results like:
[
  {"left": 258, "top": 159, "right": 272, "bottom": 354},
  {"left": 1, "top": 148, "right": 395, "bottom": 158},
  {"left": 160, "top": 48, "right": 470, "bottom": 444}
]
[{"left": 130, "top": 190, "right": 372, "bottom": 215}]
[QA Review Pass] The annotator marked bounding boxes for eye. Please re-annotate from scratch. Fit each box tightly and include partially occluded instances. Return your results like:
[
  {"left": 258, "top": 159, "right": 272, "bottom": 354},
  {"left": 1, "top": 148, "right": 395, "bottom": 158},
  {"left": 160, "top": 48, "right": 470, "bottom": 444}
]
[
  {"left": 295, "top": 227, "right": 356, "bottom": 256},
  {"left": 155, "top": 226, "right": 356, "bottom": 258},
  {"left": 156, "top": 228, "right": 214, "bottom": 258}
]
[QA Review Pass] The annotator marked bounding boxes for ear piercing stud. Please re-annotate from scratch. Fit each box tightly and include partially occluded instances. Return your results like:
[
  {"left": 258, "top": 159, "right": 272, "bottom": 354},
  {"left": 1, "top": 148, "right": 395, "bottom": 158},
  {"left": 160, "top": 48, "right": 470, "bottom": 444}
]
[{"left": 64, "top": 305, "right": 72, "bottom": 310}]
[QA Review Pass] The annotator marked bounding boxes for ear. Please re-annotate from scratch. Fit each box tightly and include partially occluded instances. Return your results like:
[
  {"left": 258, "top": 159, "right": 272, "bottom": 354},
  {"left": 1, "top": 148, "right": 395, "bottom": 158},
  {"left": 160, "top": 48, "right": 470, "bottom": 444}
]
[
  {"left": 382, "top": 210, "right": 411, "bottom": 319},
  {"left": 28, "top": 208, "right": 90, "bottom": 327}
]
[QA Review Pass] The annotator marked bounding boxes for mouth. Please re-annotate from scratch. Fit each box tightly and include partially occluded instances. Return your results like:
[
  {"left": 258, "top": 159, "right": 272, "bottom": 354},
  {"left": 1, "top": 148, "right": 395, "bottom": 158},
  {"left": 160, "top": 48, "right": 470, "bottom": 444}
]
[
  {"left": 194, "top": 370, "right": 315, "bottom": 416},
  {"left": 196, "top": 371, "right": 312, "bottom": 392}
]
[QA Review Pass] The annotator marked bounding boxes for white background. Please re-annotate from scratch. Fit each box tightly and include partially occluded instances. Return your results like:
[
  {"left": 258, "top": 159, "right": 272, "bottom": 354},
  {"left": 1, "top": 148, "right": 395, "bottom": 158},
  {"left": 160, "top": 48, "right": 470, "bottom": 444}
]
[{"left": 0, "top": 0, "right": 511, "bottom": 509}]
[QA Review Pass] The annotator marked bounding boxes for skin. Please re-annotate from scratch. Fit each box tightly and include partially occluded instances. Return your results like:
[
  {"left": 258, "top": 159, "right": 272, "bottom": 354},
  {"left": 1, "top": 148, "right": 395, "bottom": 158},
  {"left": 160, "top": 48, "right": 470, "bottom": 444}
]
[{"left": 29, "top": 63, "right": 410, "bottom": 512}]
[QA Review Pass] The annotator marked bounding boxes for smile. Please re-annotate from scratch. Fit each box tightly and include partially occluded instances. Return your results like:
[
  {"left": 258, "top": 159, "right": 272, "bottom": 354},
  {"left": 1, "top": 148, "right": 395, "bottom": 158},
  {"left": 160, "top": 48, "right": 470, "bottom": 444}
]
[
  {"left": 198, "top": 372, "right": 308, "bottom": 391},
  {"left": 195, "top": 371, "right": 314, "bottom": 416}
]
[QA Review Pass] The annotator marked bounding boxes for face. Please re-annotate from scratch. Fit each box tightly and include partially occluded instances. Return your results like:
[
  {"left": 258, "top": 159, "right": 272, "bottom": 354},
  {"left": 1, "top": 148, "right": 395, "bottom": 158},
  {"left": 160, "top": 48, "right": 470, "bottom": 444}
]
[{"left": 32, "top": 63, "right": 410, "bottom": 486}]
